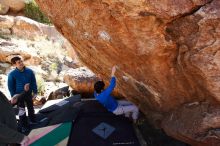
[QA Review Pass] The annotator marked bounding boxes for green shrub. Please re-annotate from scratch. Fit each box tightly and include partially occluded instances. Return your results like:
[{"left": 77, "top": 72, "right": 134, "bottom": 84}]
[
  {"left": 50, "top": 62, "right": 58, "bottom": 72},
  {"left": 24, "top": 0, "right": 51, "bottom": 24},
  {"left": 36, "top": 74, "right": 45, "bottom": 96}
]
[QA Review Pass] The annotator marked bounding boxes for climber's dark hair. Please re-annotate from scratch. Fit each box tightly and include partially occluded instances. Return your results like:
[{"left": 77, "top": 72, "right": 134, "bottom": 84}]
[
  {"left": 94, "top": 81, "right": 105, "bottom": 94},
  {"left": 11, "top": 56, "right": 21, "bottom": 64}
]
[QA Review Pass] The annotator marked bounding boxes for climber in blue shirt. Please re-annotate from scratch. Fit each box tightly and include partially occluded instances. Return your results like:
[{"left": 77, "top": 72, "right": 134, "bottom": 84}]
[
  {"left": 8, "top": 56, "right": 38, "bottom": 133},
  {"left": 94, "top": 66, "right": 139, "bottom": 122},
  {"left": 94, "top": 76, "right": 118, "bottom": 112}
]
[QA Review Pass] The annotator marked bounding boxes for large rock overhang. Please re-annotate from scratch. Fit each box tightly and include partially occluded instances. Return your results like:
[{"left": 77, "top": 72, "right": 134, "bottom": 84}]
[{"left": 35, "top": 0, "right": 220, "bottom": 145}]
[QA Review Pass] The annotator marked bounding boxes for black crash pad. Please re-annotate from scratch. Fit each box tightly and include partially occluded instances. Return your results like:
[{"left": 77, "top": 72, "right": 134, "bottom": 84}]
[{"left": 68, "top": 100, "right": 140, "bottom": 146}]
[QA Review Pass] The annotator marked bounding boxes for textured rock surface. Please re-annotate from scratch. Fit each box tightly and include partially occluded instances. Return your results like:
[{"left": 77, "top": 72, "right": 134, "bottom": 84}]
[
  {"left": 0, "top": 0, "right": 25, "bottom": 12},
  {"left": 12, "top": 16, "right": 61, "bottom": 39},
  {"left": 0, "top": 3, "right": 9, "bottom": 14},
  {"left": 0, "top": 15, "right": 14, "bottom": 29},
  {"left": 0, "top": 15, "right": 77, "bottom": 64},
  {"left": 0, "top": 39, "right": 34, "bottom": 63},
  {"left": 162, "top": 102, "right": 220, "bottom": 146},
  {"left": 63, "top": 67, "right": 97, "bottom": 95},
  {"left": 36, "top": 0, "right": 220, "bottom": 145}
]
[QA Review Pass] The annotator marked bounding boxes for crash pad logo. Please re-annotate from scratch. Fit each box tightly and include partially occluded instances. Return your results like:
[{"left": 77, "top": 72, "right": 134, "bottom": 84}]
[{"left": 92, "top": 122, "right": 115, "bottom": 139}]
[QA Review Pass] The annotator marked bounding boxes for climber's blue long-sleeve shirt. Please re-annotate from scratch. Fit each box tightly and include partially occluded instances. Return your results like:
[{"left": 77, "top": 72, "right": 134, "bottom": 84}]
[
  {"left": 8, "top": 67, "right": 37, "bottom": 97},
  {"left": 94, "top": 77, "right": 118, "bottom": 112}
]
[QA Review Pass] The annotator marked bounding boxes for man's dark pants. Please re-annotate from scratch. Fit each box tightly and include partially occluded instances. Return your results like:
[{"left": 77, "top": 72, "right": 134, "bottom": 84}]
[{"left": 17, "top": 92, "right": 35, "bottom": 128}]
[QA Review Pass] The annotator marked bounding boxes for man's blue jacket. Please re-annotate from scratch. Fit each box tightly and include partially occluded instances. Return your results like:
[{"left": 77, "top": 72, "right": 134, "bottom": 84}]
[{"left": 8, "top": 67, "right": 37, "bottom": 97}]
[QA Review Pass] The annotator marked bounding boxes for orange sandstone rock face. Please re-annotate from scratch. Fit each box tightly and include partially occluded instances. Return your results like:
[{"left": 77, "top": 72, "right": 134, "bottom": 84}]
[{"left": 36, "top": 0, "right": 220, "bottom": 145}]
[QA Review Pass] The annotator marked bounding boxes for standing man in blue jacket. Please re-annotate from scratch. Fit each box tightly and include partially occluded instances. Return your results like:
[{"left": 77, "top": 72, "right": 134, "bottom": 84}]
[
  {"left": 94, "top": 66, "right": 139, "bottom": 122},
  {"left": 8, "top": 56, "right": 38, "bottom": 132}
]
